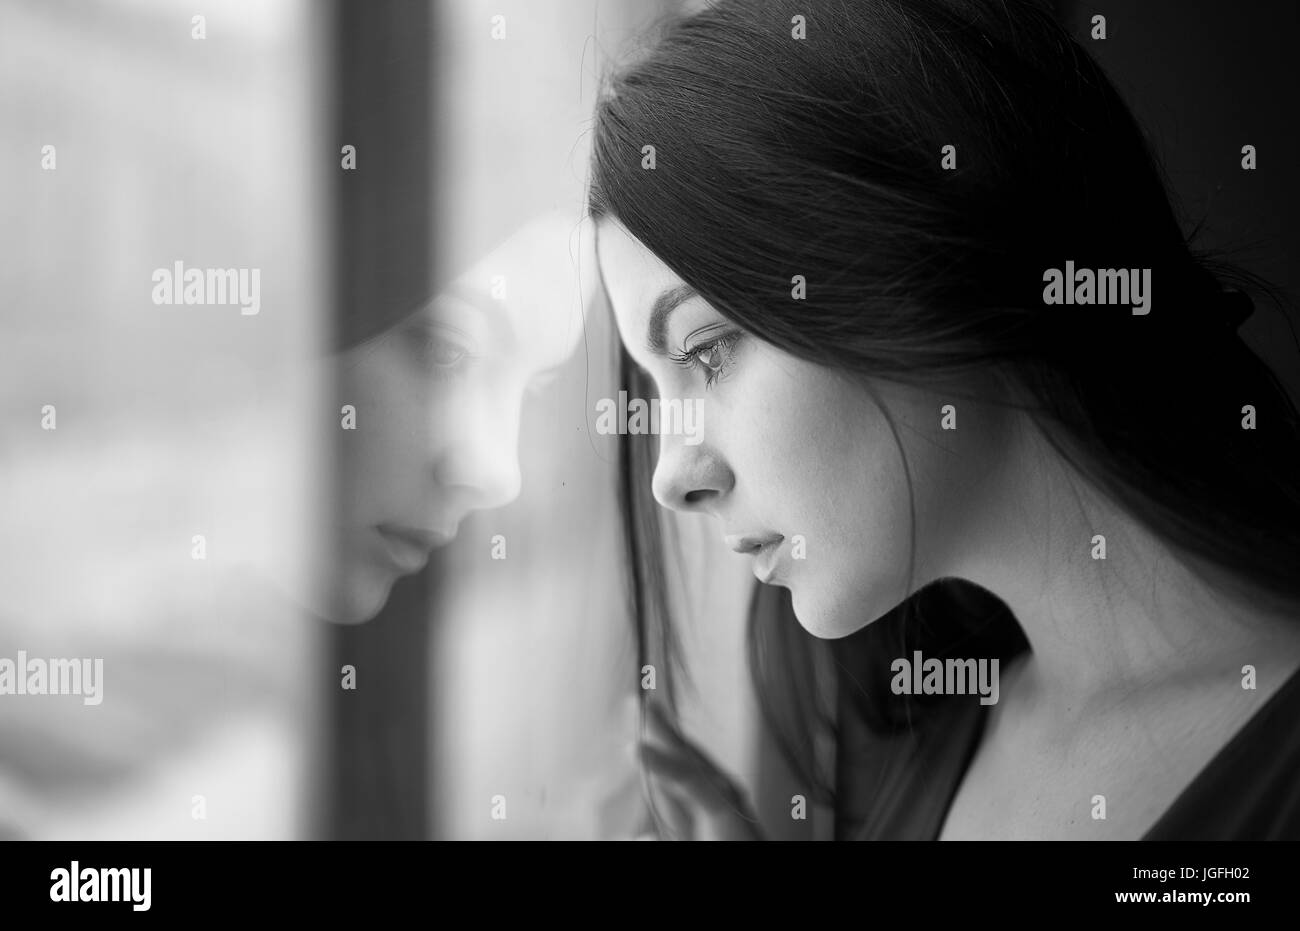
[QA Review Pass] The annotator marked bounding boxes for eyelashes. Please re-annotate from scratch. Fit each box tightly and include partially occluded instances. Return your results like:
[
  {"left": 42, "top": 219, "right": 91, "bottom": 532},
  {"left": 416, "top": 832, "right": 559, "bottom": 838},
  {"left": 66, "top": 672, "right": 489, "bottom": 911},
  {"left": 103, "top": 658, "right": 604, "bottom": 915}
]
[{"left": 667, "top": 326, "right": 742, "bottom": 389}]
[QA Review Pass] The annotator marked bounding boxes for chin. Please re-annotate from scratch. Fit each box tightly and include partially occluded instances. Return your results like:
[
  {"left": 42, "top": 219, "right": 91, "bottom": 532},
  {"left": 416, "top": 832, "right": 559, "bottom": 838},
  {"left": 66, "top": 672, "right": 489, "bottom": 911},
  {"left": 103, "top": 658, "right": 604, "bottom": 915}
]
[
  {"left": 317, "top": 569, "right": 398, "bottom": 625},
  {"left": 788, "top": 580, "right": 898, "bottom": 640},
  {"left": 789, "top": 586, "right": 850, "bottom": 639}
]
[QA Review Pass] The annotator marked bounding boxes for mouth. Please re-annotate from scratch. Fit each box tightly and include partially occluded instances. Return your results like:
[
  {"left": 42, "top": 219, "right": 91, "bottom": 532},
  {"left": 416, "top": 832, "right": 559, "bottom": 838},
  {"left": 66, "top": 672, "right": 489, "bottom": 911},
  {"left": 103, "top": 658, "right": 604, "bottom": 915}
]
[
  {"left": 724, "top": 533, "right": 785, "bottom": 584},
  {"left": 375, "top": 523, "right": 454, "bottom": 573}
]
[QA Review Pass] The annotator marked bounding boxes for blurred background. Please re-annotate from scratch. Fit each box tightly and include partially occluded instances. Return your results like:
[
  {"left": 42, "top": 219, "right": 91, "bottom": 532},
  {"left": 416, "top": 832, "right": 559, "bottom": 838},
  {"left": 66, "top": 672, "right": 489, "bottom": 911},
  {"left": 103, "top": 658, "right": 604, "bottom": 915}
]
[
  {"left": 0, "top": 0, "right": 324, "bottom": 838},
  {"left": 2, "top": 0, "right": 1295, "bottom": 841}
]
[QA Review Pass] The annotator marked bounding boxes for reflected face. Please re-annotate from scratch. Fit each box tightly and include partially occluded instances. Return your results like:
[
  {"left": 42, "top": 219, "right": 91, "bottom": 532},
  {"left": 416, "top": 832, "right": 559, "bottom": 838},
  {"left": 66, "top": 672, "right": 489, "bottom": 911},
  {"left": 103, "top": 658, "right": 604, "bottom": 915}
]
[
  {"left": 598, "top": 219, "right": 1003, "bottom": 638},
  {"left": 323, "top": 213, "right": 591, "bottom": 623}
]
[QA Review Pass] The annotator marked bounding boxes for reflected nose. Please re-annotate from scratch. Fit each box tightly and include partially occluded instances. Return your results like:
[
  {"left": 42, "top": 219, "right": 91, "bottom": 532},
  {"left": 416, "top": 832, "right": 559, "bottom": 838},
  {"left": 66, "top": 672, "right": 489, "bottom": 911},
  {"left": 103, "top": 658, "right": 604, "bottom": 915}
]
[
  {"left": 434, "top": 397, "right": 524, "bottom": 514},
  {"left": 436, "top": 442, "right": 522, "bottom": 514},
  {"left": 651, "top": 433, "right": 732, "bottom": 514}
]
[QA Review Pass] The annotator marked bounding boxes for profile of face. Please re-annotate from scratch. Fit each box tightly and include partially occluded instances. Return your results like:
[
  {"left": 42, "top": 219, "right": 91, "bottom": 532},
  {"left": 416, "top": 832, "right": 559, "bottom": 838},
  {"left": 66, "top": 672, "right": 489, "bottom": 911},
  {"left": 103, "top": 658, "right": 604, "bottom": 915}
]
[
  {"left": 320, "top": 212, "right": 593, "bottom": 623},
  {"left": 598, "top": 219, "right": 1010, "bottom": 639}
]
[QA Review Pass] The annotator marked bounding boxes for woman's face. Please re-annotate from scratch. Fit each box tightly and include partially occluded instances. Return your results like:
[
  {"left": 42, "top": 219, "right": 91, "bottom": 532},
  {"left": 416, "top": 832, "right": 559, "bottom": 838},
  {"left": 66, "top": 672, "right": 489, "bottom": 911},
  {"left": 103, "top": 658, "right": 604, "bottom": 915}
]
[
  {"left": 598, "top": 219, "right": 1006, "bottom": 638},
  {"left": 322, "top": 213, "right": 591, "bottom": 623}
]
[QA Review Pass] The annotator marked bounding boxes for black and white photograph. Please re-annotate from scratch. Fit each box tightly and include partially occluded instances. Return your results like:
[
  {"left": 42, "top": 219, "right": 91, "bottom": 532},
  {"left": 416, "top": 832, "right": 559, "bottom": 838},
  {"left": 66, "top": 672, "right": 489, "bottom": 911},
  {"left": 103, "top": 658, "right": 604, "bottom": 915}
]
[{"left": 2, "top": 0, "right": 1298, "bottom": 910}]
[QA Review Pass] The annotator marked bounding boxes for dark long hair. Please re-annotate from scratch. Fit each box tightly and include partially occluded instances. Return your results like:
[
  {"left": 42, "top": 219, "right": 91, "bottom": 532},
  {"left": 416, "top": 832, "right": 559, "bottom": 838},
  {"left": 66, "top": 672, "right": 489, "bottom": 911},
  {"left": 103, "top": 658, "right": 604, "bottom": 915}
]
[{"left": 588, "top": 0, "right": 1300, "bottom": 825}]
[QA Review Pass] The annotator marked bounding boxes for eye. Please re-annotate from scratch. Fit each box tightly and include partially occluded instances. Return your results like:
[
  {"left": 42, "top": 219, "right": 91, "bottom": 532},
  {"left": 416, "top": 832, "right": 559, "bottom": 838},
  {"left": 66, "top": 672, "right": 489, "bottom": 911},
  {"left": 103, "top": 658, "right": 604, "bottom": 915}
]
[
  {"left": 668, "top": 328, "right": 741, "bottom": 389},
  {"left": 695, "top": 344, "right": 725, "bottom": 372}
]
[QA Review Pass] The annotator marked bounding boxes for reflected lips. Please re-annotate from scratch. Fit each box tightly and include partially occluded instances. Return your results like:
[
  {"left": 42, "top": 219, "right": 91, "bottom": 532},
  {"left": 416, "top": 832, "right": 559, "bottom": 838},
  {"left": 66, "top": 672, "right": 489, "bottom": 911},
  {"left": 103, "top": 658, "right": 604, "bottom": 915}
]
[
  {"left": 376, "top": 524, "right": 452, "bottom": 573},
  {"left": 724, "top": 533, "right": 785, "bottom": 583}
]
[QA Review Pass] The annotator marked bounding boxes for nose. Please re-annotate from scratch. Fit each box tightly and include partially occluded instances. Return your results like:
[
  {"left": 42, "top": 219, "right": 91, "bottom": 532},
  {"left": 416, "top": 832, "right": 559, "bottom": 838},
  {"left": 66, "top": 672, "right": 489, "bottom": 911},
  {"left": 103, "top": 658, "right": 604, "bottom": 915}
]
[{"left": 651, "top": 432, "right": 733, "bottom": 513}]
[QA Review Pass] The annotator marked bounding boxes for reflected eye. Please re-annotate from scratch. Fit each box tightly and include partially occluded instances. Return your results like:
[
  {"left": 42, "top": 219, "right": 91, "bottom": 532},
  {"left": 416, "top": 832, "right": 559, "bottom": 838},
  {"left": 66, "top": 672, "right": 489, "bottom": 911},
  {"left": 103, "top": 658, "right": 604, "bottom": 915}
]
[
  {"left": 428, "top": 341, "right": 467, "bottom": 368},
  {"left": 406, "top": 321, "right": 477, "bottom": 380},
  {"left": 421, "top": 336, "right": 472, "bottom": 380}
]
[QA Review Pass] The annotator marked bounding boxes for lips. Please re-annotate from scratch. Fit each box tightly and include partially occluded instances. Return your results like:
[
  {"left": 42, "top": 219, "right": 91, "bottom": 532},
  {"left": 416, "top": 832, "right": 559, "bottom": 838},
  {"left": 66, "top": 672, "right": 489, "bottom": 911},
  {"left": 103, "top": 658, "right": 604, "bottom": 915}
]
[
  {"left": 380, "top": 524, "right": 454, "bottom": 549},
  {"left": 375, "top": 523, "right": 454, "bottom": 572},
  {"left": 724, "top": 532, "right": 785, "bottom": 583}
]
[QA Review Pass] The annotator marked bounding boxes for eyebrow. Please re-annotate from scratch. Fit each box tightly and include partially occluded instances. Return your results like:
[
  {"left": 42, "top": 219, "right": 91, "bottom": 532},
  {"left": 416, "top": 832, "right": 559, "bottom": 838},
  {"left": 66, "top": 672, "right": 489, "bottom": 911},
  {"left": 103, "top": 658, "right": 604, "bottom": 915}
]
[
  {"left": 646, "top": 284, "right": 701, "bottom": 355},
  {"left": 434, "top": 282, "right": 516, "bottom": 348}
]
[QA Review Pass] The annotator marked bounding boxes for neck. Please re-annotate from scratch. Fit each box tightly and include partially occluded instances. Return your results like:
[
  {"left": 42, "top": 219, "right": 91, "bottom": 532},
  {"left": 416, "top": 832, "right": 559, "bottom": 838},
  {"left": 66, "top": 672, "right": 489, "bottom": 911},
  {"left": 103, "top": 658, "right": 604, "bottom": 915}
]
[{"left": 949, "top": 414, "right": 1300, "bottom": 713}]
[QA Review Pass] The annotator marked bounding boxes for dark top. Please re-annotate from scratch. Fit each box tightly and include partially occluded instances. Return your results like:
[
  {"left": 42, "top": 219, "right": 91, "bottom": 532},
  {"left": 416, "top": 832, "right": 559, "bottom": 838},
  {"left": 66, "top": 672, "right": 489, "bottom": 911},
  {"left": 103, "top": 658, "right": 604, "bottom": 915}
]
[{"left": 841, "top": 662, "right": 1300, "bottom": 840}]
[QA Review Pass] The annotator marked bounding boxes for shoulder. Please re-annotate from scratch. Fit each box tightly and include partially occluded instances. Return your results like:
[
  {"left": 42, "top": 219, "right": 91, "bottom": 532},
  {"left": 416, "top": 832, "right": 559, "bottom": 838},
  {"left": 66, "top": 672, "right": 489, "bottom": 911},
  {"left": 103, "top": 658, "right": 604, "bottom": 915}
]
[{"left": 1145, "top": 663, "right": 1300, "bottom": 840}]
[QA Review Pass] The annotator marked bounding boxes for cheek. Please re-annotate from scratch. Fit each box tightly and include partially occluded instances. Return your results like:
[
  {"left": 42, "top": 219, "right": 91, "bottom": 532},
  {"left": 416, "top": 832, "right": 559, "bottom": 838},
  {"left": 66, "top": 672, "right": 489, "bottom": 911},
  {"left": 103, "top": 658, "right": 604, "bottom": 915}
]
[
  {"left": 336, "top": 345, "right": 437, "bottom": 510},
  {"left": 441, "top": 365, "right": 525, "bottom": 444},
  {"left": 746, "top": 365, "right": 911, "bottom": 543},
  {"left": 514, "top": 311, "right": 583, "bottom": 376},
  {"left": 735, "top": 361, "right": 916, "bottom": 636}
]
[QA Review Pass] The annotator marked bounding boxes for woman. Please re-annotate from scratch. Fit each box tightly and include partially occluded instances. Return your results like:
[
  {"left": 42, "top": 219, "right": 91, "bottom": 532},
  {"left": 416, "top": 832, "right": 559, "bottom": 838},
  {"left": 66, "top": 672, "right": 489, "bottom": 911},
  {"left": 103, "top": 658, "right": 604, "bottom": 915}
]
[{"left": 589, "top": 0, "right": 1300, "bottom": 839}]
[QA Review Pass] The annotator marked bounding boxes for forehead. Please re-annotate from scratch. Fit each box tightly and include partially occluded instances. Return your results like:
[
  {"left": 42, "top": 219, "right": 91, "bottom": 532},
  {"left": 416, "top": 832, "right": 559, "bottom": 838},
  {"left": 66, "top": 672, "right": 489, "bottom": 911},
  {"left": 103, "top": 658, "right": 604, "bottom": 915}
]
[
  {"left": 596, "top": 220, "right": 684, "bottom": 331},
  {"left": 453, "top": 212, "right": 589, "bottom": 369}
]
